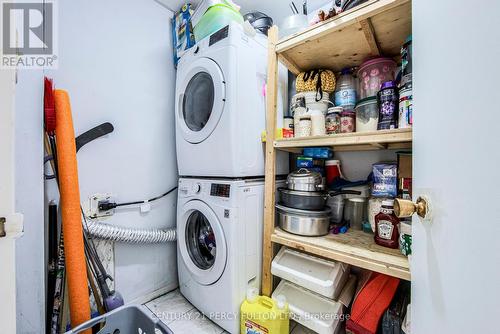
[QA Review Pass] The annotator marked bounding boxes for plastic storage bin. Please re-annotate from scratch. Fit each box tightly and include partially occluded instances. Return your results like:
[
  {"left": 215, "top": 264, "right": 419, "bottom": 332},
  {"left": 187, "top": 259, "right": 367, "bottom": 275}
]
[
  {"left": 64, "top": 305, "right": 172, "bottom": 334},
  {"left": 193, "top": 3, "right": 243, "bottom": 42},
  {"left": 272, "top": 280, "right": 344, "bottom": 334},
  {"left": 357, "top": 57, "right": 396, "bottom": 99},
  {"left": 271, "top": 247, "right": 350, "bottom": 299}
]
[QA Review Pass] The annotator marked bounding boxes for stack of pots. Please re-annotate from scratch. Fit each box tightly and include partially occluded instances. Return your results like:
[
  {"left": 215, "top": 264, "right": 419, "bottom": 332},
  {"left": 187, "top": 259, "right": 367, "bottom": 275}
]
[{"left": 276, "top": 169, "right": 360, "bottom": 236}]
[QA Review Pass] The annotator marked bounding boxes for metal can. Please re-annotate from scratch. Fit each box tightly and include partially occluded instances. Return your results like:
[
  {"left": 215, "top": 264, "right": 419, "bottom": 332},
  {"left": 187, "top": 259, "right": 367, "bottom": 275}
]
[
  {"left": 325, "top": 106, "right": 342, "bottom": 134},
  {"left": 398, "top": 88, "right": 412, "bottom": 128},
  {"left": 340, "top": 110, "right": 356, "bottom": 133}
]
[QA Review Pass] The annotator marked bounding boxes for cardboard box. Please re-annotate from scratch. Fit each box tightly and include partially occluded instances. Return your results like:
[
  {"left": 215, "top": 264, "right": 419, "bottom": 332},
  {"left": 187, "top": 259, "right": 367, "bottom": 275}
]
[{"left": 397, "top": 152, "right": 412, "bottom": 179}]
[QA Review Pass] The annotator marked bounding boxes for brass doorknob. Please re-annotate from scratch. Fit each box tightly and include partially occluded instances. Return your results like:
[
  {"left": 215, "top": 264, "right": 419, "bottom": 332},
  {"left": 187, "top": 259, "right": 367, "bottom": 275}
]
[{"left": 394, "top": 197, "right": 430, "bottom": 219}]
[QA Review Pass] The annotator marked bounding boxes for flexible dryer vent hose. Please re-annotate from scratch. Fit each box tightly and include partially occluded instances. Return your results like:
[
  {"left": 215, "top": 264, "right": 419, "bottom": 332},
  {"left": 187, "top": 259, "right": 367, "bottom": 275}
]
[{"left": 84, "top": 221, "right": 176, "bottom": 244}]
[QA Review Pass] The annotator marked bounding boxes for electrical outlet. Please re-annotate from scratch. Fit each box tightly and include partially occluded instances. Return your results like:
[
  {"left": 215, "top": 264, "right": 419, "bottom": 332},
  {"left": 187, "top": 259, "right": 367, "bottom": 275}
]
[{"left": 86, "top": 193, "right": 114, "bottom": 219}]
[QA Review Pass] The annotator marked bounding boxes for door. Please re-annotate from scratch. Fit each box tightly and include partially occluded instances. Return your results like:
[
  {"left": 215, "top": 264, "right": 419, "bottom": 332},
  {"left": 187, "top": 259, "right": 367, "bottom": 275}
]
[
  {"left": 176, "top": 57, "right": 226, "bottom": 143},
  {"left": 412, "top": 1, "right": 500, "bottom": 333},
  {"left": 0, "top": 65, "right": 23, "bottom": 333},
  {"left": 178, "top": 200, "right": 227, "bottom": 285}
]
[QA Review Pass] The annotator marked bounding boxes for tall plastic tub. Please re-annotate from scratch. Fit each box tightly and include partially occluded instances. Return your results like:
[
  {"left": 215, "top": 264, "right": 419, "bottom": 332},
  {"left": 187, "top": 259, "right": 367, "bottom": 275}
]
[{"left": 193, "top": 4, "right": 243, "bottom": 42}]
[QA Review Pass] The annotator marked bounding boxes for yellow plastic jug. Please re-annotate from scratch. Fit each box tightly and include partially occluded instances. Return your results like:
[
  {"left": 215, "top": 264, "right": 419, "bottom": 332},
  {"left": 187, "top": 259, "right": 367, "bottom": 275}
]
[{"left": 240, "top": 288, "right": 289, "bottom": 334}]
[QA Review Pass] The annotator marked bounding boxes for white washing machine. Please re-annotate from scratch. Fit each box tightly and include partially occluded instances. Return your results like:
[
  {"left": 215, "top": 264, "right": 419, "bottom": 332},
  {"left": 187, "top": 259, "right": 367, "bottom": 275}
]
[
  {"left": 177, "top": 177, "right": 283, "bottom": 333},
  {"left": 175, "top": 22, "right": 288, "bottom": 177}
]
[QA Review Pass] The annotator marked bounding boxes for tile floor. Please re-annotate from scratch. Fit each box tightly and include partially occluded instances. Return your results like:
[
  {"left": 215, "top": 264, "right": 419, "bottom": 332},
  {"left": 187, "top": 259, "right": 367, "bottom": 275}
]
[{"left": 145, "top": 289, "right": 316, "bottom": 334}]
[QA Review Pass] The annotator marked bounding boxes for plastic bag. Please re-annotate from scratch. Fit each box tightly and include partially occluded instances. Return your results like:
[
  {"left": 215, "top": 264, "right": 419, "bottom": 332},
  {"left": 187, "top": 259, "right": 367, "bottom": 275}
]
[
  {"left": 372, "top": 163, "right": 397, "bottom": 197},
  {"left": 172, "top": 4, "right": 196, "bottom": 67}
]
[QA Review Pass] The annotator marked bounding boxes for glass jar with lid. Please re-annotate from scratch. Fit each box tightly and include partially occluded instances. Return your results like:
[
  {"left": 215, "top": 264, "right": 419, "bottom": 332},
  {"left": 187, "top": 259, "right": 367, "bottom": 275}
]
[{"left": 326, "top": 106, "right": 342, "bottom": 135}]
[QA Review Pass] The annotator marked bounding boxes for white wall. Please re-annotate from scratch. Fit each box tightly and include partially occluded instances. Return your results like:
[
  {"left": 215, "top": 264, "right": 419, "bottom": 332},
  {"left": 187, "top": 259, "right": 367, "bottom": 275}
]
[
  {"left": 15, "top": 0, "right": 178, "bottom": 331},
  {"left": 45, "top": 0, "right": 178, "bottom": 302}
]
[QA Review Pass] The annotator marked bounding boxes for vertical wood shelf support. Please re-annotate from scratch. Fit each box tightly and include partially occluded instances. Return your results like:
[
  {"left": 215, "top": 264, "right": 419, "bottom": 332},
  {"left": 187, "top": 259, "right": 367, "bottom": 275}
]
[
  {"left": 358, "top": 18, "right": 381, "bottom": 56},
  {"left": 261, "top": 26, "right": 279, "bottom": 297}
]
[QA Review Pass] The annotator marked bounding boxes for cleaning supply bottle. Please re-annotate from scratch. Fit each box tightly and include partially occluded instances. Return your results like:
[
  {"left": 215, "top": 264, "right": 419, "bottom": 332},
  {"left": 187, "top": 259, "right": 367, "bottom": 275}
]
[
  {"left": 240, "top": 288, "right": 289, "bottom": 334},
  {"left": 334, "top": 68, "right": 357, "bottom": 109}
]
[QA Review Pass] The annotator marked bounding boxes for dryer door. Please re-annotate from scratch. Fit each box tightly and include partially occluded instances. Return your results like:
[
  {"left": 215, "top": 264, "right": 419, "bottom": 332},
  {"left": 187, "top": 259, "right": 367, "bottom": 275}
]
[
  {"left": 178, "top": 200, "right": 227, "bottom": 285},
  {"left": 176, "top": 57, "right": 226, "bottom": 144}
]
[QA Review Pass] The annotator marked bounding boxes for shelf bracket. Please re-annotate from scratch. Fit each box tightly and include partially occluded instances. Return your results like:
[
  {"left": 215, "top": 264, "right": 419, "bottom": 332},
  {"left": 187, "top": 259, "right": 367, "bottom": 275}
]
[{"left": 358, "top": 18, "right": 380, "bottom": 56}]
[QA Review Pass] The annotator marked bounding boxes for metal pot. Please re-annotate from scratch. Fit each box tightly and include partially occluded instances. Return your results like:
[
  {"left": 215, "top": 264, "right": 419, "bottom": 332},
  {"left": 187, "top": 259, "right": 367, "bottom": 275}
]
[
  {"left": 286, "top": 168, "right": 323, "bottom": 192},
  {"left": 276, "top": 204, "right": 331, "bottom": 236},
  {"left": 278, "top": 188, "right": 361, "bottom": 211}
]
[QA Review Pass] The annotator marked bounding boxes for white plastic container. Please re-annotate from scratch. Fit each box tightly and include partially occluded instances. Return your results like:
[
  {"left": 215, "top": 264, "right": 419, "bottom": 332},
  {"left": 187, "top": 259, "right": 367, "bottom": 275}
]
[
  {"left": 271, "top": 247, "right": 350, "bottom": 299},
  {"left": 272, "top": 280, "right": 343, "bottom": 334},
  {"left": 309, "top": 109, "right": 326, "bottom": 136},
  {"left": 280, "top": 14, "right": 308, "bottom": 38}
]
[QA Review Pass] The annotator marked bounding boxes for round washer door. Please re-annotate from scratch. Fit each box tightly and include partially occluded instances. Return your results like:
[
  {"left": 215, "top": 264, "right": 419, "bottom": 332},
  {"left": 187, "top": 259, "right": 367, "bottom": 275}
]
[
  {"left": 178, "top": 200, "right": 227, "bottom": 285},
  {"left": 176, "top": 57, "right": 226, "bottom": 144}
]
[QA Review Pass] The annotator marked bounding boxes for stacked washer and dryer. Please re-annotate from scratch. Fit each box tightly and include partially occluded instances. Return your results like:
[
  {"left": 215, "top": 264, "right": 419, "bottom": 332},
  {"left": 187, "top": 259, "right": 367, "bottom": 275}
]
[{"left": 175, "top": 22, "right": 288, "bottom": 333}]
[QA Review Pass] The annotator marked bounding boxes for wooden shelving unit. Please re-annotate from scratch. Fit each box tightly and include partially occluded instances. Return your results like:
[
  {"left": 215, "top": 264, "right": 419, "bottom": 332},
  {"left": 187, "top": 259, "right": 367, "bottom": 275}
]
[
  {"left": 275, "top": 128, "right": 412, "bottom": 152},
  {"left": 272, "top": 228, "right": 410, "bottom": 281},
  {"left": 276, "top": 0, "right": 412, "bottom": 74},
  {"left": 262, "top": 0, "right": 413, "bottom": 296}
]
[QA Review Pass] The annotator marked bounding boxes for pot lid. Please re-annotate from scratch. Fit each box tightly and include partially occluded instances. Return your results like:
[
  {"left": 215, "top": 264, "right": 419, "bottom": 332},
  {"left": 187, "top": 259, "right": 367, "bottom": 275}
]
[
  {"left": 287, "top": 168, "right": 323, "bottom": 184},
  {"left": 276, "top": 203, "right": 332, "bottom": 216}
]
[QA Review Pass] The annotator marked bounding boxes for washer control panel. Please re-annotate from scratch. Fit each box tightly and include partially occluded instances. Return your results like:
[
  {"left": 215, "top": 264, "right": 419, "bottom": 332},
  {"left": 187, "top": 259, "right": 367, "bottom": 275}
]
[{"left": 210, "top": 184, "right": 230, "bottom": 198}]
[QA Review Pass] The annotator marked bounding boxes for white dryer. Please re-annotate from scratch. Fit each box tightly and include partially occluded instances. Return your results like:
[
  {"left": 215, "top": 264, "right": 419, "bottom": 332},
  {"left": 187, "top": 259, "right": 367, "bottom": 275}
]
[
  {"left": 177, "top": 177, "right": 281, "bottom": 333},
  {"left": 175, "top": 22, "right": 288, "bottom": 177}
]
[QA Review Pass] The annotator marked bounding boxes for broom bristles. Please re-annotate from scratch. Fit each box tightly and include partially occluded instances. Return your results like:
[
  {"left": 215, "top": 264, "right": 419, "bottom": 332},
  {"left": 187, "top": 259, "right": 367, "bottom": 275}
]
[{"left": 44, "top": 77, "right": 56, "bottom": 134}]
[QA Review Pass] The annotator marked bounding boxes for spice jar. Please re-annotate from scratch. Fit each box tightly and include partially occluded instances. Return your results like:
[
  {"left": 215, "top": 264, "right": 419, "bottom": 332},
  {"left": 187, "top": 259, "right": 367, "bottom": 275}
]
[
  {"left": 374, "top": 199, "right": 400, "bottom": 249},
  {"left": 326, "top": 106, "right": 342, "bottom": 135},
  {"left": 295, "top": 115, "right": 312, "bottom": 138},
  {"left": 340, "top": 110, "right": 356, "bottom": 133},
  {"left": 309, "top": 109, "right": 326, "bottom": 136}
]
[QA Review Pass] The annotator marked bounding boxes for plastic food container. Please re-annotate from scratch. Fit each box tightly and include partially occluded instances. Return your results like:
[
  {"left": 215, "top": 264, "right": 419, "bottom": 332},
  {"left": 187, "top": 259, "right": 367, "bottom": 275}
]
[
  {"left": 193, "top": 4, "right": 243, "bottom": 42},
  {"left": 271, "top": 247, "right": 350, "bottom": 299},
  {"left": 355, "top": 97, "right": 379, "bottom": 132},
  {"left": 280, "top": 14, "right": 309, "bottom": 38},
  {"left": 272, "top": 280, "right": 344, "bottom": 334},
  {"left": 357, "top": 57, "right": 397, "bottom": 99}
]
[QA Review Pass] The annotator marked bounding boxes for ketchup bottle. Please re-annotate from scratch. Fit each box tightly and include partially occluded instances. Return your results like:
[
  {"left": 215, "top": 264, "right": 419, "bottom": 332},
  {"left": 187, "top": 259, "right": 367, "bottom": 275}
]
[{"left": 374, "top": 199, "right": 400, "bottom": 249}]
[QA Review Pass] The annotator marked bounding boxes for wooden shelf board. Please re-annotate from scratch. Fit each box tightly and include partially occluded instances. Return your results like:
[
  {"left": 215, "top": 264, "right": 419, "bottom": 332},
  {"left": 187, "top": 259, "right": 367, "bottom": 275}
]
[
  {"left": 274, "top": 128, "right": 412, "bottom": 150},
  {"left": 272, "top": 227, "right": 410, "bottom": 281},
  {"left": 276, "top": 0, "right": 411, "bottom": 74}
]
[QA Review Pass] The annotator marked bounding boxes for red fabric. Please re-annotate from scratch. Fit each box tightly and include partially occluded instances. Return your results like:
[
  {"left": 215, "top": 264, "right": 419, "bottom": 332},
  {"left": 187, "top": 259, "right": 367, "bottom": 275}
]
[{"left": 346, "top": 273, "right": 400, "bottom": 334}]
